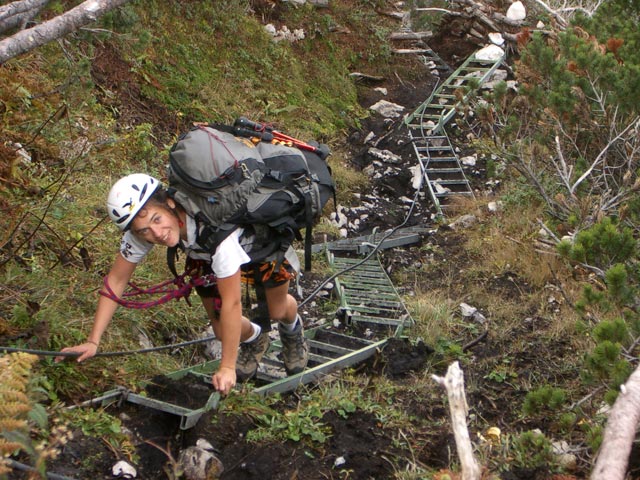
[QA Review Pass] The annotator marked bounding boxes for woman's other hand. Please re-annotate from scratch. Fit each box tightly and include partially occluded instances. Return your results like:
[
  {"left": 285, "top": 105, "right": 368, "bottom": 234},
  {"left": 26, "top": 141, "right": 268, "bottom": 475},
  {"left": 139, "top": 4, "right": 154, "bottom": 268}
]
[
  {"left": 212, "top": 366, "right": 237, "bottom": 395},
  {"left": 55, "top": 342, "right": 98, "bottom": 363}
]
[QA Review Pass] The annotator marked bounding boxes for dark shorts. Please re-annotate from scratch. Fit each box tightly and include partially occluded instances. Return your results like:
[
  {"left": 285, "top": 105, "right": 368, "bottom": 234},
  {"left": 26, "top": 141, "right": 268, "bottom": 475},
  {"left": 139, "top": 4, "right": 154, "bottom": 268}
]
[{"left": 188, "top": 258, "right": 295, "bottom": 310}]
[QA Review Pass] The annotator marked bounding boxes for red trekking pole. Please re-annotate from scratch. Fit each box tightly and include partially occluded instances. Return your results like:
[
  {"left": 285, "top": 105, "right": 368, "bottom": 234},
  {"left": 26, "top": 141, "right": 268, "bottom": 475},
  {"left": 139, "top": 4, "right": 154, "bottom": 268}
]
[{"left": 234, "top": 117, "right": 330, "bottom": 159}]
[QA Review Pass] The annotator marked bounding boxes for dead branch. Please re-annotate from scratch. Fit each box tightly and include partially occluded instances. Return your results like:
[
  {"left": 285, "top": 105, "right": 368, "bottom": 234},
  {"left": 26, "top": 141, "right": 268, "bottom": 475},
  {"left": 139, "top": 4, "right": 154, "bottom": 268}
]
[
  {"left": 0, "top": 0, "right": 48, "bottom": 34},
  {"left": 0, "top": 0, "right": 48, "bottom": 23},
  {"left": 591, "top": 363, "right": 640, "bottom": 480},
  {"left": 432, "top": 362, "right": 481, "bottom": 480},
  {"left": 527, "top": 0, "right": 568, "bottom": 28},
  {"left": 567, "top": 117, "right": 639, "bottom": 195},
  {"left": 414, "top": 7, "right": 459, "bottom": 15},
  {"left": 0, "top": 0, "right": 131, "bottom": 64},
  {"left": 349, "top": 72, "right": 385, "bottom": 82},
  {"left": 462, "top": 328, "right": 488, "bottom": 352}
]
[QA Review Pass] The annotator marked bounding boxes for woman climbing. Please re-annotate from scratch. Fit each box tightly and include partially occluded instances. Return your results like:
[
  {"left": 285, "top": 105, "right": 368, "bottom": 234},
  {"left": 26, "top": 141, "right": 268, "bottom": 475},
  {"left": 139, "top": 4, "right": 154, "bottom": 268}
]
[{"left": 57, "top": 173, "right": 309, "bottom": 396}]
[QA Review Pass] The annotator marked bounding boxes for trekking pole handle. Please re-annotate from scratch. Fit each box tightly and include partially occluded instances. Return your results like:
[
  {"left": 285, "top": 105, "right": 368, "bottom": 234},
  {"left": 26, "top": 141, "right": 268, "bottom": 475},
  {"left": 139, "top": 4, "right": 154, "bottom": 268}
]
[
  {"left": 233, "top": 126, "right": 274, "bottom": 142},
  {"left": 234, "top": 117, "right": 273, "bottom": 133}
]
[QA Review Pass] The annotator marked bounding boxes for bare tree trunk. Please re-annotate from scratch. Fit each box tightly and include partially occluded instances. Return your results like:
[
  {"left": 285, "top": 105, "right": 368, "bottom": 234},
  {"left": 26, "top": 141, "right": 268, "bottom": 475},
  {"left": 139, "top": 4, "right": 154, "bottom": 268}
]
[
  {"left": 0, "top": 0, "right": 48, "bottom": 34},
  {"left": 0, "top": 0, "right": 48, "bottom": 22},
  {"left": 591, "top": 364, "right": 640, "bottom": 480},
  {"left": 0, "top": 0, "right": 131, "bottom": 64},
  {"left": 433, "top": 361, "right": 481, "bottom": 480}
]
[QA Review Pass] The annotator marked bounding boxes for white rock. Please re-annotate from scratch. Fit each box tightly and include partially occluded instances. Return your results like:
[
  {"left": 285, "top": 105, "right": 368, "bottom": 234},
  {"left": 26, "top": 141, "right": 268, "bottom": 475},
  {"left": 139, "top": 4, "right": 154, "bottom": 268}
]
[
  {"left": 552, "top": 440, "right": 570, "bottom": 455},
  {"left": 488, "top": 32, "right": 505, "bottom": 46},
  {"left": 369, "top": 99, "right": 405, "bottom": 118},
  {"left": 487, "top": 201, "right": 502, "bottom": 212},
  {"left": 597, "top": 403, "right": 611, "bottom": 416},
  {"left": 178, "top": 446, "right": 224, "bottom": 480},
  {"left": 434, "top": 182, "right": 450, "bottom": 194},
  {"left": 476, "top": 45, "right": 505, "bottom": 62},
  {"left": 330, "top": 209, "right": 348, "bottom": 228},
  {"left": 460, "top": 303, "right": 478, "bottom": 317},
  {"left": 196, "top": 439, "right": 215, "bottom": 451},
  {"left": 556, "top": 453, "right": 577, "bottom": 470},
  {"left": 449, "top": 214, "right": 477, "bottom": 229},
  {"left": 363, "top": 131, "right": 376, "bottom": 143},
  {"left": 536, "top": 20, "right": 545, "bottom": 29},
  {"left": 339, "top": 228, "right": 348, "bottom": 238},
  {"left": 9, "top": 142, "right": 32, "bottom": 164},
  {"left": 374, "top": 87, "right": 388, "bottom": 95},
  {"left": 334, "top": 456, "right": 346, "bottom": 467},
  {"left": 363, "top": 164, "right": 376, "bottom": 176},
  {"left": 461, "top": 155, "right": 476, "bottom": 166},
  {"left": 369, "top": 147, "right": 402, "bottom": 163},
  {"left": 201, "top": 327, "right": 221, "bottom": 359},
  {"left": 473, "top": 311, "right": 487, "bottom": 324},
  {"left": 138, "top": 330, "right": 153, "bottom": 349},
  {"left": 490, "top": 69, "right": 508, "bottom": 82},
  {"left": 112, "top": 460, "right": 137, "bottom": 478},
  {"left": 409, "top": 165, "right": 423, "bottom": 190},
  {"left": 507, "top": 1, "right": 526, "bottom": 21}
]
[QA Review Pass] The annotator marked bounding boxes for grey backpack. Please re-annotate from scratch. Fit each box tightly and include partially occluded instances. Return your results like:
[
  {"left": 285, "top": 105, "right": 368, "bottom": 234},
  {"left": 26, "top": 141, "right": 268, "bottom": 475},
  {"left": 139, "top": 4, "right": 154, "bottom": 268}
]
[{"left": 167, "top": 123, "right": 334, "bottom": 270}]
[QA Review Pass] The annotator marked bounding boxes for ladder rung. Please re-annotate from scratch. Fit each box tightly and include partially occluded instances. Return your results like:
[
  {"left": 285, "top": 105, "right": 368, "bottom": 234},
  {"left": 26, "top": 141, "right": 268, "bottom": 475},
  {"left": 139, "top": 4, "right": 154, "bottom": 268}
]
[
  {"left": 432, "top": 179, "right": 470, "bottom": 185},
  {"left": 426, "top": 168, "right": 464, "bottom": 174},
  {"left": 423, "top": 157, "right": 458, "bottom": 163}
]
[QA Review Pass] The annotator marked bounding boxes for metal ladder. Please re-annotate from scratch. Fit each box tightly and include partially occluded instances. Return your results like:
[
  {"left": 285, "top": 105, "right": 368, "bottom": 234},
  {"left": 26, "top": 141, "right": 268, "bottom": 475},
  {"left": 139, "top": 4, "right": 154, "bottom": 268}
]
[
  {"left": 411, "top": 130, "right": 472, "bottom": 216},
  {"left": 404, "top": 49, "right": 505, "bottom": 215},
  {"left": 312, "top": 225, "right": 432, "bottom": 255},
  {"left": 405, "top": 49, "right": 505, "bottom": 134}
]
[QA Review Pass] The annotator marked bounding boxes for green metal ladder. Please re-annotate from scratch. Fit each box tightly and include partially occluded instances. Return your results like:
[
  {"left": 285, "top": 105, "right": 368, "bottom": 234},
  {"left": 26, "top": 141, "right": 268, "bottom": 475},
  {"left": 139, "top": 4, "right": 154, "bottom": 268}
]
[
  {"left": 405, "top": 50, "right": 505, "bottom": 134},
  {"left": 312, "top": 225, "right": 432, "bottom": 255},
  {"left": 404, "top": 49, "right": 505, "bottom": 216},
  {"left": 412, "top": 130, "right": 473, "bottom": 215}
]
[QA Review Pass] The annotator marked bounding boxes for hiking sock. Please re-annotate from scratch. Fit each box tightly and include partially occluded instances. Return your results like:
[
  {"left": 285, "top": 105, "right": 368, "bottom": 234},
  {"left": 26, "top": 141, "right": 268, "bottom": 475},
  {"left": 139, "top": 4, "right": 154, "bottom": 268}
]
[
  {"left": 243, "top": 322, "right": 262, "bottom": 343},
  {"left": 278, "top": 314, "right": 301, "bottom": 333}
]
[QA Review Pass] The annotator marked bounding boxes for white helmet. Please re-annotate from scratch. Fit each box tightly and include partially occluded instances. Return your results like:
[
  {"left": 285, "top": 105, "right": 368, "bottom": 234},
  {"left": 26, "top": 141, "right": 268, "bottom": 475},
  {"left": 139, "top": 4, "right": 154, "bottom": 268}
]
[{"left": 106, "top": 174, "right": 160, "bottom": 230}]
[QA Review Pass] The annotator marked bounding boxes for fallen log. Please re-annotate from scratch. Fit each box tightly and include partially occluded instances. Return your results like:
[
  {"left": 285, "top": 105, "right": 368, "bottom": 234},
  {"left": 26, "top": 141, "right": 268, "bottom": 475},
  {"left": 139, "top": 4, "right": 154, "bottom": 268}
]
[
  {"left": 591, "top": 363, "right": 640, "bottom": 480},
  {"left": 432, "top": 362, "right": 481, "bottom": 480}
]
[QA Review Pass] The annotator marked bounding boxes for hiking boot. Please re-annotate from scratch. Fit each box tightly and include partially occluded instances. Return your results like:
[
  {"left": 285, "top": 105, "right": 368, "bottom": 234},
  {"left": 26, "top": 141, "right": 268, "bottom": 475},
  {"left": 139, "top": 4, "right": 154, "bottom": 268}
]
[
  {"left": 278, "top": 320, "right": 309, "bottom": 375},
  {"left": 236, "top": 332, "right": 271, "bottom": 382}
]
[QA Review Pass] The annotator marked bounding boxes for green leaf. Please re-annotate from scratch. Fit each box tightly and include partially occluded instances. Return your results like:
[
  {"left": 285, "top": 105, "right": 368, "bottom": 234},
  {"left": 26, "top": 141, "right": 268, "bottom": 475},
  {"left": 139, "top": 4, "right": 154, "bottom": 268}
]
[{"left": 28, "top": 403, "right": 48, "bottom": 429}]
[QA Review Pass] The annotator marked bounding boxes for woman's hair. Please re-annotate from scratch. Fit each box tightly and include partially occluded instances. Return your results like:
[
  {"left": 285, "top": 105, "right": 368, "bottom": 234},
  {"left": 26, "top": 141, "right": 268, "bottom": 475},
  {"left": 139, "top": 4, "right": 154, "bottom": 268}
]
[{"left": 135, "top": 187, "right": 181, "bottom": 220}]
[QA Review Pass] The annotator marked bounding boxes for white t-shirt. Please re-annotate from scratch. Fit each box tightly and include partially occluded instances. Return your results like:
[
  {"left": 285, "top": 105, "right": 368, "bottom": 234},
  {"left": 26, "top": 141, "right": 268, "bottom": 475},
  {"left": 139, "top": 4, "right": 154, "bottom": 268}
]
[{"left": 119, "top": 215, "right": 250, "bottom": 279}]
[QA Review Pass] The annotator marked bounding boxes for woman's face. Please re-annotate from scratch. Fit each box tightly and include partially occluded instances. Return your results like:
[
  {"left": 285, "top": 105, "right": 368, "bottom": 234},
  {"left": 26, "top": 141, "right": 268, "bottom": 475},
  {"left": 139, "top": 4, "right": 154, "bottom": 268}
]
[{"left": 129, "top": 201, "right": 181, "bottom": 247}]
